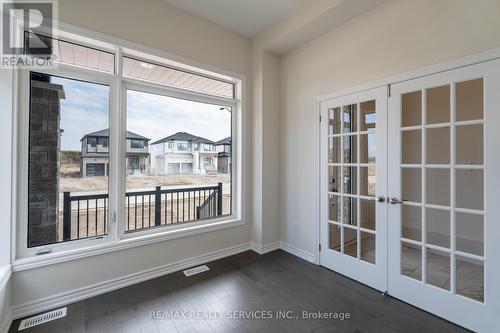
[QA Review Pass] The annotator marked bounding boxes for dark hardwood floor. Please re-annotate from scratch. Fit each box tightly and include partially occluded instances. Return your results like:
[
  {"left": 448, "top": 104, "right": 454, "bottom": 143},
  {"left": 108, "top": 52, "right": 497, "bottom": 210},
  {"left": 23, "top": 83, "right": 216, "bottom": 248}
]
[{"left": 9, "top": 250, "right": 468, "bottom": 333}]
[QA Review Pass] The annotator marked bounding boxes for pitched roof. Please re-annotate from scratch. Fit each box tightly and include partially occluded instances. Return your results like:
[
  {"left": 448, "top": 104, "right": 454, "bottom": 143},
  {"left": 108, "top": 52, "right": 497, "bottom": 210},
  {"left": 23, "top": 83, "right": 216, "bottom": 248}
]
[
  {"left": 150, "top": 132, "right": 214, "bottom": 145},
  {"left": 214, "top": 137, "right": 231, "bottom": 145},
  {"left": 81, "top": 128, "right": 150, "bottom": 141}
]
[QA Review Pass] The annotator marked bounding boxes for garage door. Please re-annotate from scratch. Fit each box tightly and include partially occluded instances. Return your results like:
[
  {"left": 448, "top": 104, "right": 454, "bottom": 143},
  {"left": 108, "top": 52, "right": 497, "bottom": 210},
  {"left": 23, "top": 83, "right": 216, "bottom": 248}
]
[
  {"left": 181, "top": 163, "right": 193, "bottom": 173},
  {"left": 86, "top": 163, "right": 105, "bottom": 177},
  {"left": 167, "top": 163, "right": 180, "bottom": 174}
]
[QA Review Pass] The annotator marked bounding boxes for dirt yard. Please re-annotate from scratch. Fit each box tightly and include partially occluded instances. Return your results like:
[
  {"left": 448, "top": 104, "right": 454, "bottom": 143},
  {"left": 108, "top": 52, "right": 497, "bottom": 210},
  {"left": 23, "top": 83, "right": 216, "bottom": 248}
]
[{"left": 60, "top": 161, "right": 231, "bottom": 193}]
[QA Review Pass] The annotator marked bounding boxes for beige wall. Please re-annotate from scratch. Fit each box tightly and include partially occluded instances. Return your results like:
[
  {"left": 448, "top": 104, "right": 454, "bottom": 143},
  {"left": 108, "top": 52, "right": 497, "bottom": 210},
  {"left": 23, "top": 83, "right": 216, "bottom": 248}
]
[
  {"left": 279, "top": 0, "right": 500, "bottom": 255},
  {"left": 10, "top": 0, "right": 252, "bottom": 309}
]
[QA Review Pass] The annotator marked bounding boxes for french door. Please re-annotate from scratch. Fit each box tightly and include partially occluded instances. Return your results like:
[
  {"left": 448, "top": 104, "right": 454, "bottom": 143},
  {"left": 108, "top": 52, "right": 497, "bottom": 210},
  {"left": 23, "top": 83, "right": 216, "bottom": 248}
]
[
  {"left": 320, "top": 59, "right": 500, "bottom": 332},
  {"left": 387, "top": 59, "right": 500, "bottom": 332},
  {"left": 320, "top": 87, "right": 388, "bottom": 291}
]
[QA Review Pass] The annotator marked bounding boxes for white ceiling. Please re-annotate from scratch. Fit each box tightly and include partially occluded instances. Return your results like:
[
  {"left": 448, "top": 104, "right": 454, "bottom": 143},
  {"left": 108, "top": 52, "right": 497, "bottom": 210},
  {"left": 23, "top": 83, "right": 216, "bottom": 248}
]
[{"left": 162, "top": 0, "right": 306, "bottom": 37}]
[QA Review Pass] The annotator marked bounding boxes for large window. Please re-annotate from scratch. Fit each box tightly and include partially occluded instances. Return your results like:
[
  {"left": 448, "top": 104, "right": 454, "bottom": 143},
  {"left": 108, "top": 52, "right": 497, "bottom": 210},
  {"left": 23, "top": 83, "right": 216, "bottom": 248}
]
[
  {"left": 28, "top": 72, "right": 110, "bottom": 247},
  {"left": 125, "top": 90, "right": 232, "bottom": 232},
  {"left": 20, "top": 32, "right": 241, "bottom": 257}
]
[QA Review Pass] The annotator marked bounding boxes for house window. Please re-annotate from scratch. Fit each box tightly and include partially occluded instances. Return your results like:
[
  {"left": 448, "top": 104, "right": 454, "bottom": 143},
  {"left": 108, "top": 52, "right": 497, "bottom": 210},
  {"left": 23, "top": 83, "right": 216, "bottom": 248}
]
[
  {"left": 89, "top": 137, "right": 97, "bottom": 147},
  {"left": 98, "top": 137, "right": 108, "bottom": 147},
  {"left": 130, "top": 139, "right": 144, "bottom": 149},
  {"left": 18, "top": 30, "right": 241, "bottom": 259},
  {"left": 177, "top": 142, "right": 188, "bottom": 151},
  {"left": 27, "top": 72, "right": 110, "bottom": 248}
]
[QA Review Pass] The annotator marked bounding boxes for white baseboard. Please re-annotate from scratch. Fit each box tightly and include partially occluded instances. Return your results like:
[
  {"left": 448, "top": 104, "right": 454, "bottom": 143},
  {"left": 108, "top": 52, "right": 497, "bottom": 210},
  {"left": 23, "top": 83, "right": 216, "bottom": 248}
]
[
  {"left": 0, "top": 310, "right": 12, "bottom": 333},
  {"left": 279, "top": 242, "right": 316, "bottom": 263},
  {"left": 11, "top": 242, "right": 251, "bottom": 320},
  {"left": 250, "top": 241, "right": 316, "bottom": 264},
  {"left": 250, "top": 241, "right": 280, "bottom": 254},
  {"left": 10, "top": 240, "right": 316, "bottom": 322}
]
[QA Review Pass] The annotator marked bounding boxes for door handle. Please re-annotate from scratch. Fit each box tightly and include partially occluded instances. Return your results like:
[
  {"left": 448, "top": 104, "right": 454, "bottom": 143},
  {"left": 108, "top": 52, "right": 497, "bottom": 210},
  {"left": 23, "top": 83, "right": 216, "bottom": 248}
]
[
  {"left": 377, "top": 196, "right": 386, "bottom": 203},
  {"left": 389, "top": 197, "right": 404, "bottom": 204}
]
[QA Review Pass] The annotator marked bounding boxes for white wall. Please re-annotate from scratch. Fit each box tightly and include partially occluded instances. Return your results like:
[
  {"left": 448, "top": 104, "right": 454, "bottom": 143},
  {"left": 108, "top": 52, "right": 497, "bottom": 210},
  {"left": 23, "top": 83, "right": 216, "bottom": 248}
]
[
  {"left": 278, "top": 0, "right": 500, "bottom": 255},
  {"left": 0, "top": 33, "right": 13, "bottom": 327},
  {"left": 10, "top": 0, "right": 252, "bottom": 310}
]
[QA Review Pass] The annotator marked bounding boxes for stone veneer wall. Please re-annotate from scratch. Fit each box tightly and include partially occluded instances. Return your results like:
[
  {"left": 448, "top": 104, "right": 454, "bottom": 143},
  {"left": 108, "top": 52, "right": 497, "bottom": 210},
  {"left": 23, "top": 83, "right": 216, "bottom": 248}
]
[{"left": 28, "top": 81, "right": 64, "bottom": 247}]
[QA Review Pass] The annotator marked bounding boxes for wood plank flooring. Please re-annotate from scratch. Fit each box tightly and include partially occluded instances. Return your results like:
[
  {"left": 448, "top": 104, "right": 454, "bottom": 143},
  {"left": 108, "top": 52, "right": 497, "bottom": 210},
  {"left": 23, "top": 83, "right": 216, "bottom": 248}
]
[{"left": 9, "top": 250, "right": 468, "bottom": 333}]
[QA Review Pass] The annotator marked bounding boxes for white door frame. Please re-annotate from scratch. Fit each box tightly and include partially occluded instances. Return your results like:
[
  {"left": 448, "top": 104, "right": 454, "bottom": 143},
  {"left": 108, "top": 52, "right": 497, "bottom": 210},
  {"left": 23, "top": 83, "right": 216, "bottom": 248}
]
[
  {"left": 316, "top": 47, "right": 500, "bottom": 265},
  {"left": 316, "top": 47, "right": 500, "bottom": 332}
]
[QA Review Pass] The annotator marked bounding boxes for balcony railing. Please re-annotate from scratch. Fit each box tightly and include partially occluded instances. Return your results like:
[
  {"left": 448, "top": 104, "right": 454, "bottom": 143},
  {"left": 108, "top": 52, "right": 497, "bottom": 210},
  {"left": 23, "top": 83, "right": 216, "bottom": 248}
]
[{"left": 62, "top": 183, "right": 223, "bottom": 241}]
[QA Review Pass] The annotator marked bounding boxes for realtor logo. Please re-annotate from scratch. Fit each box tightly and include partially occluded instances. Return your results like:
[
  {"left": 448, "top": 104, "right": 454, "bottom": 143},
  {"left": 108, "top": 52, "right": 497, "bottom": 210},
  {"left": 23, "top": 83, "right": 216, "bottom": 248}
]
[{"left": 1, "top": 0, "right": 57, "bottom": 68}]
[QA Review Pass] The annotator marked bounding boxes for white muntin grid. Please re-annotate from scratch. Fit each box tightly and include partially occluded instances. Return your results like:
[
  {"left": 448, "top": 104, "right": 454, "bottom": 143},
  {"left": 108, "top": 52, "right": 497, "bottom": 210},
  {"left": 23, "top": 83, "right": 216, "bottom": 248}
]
[
  {"left": 399, "top": 79, "right": 485, "bottom": 302},
  {"left": 327, "top": 101, "right": 377, "bottom": 263}
]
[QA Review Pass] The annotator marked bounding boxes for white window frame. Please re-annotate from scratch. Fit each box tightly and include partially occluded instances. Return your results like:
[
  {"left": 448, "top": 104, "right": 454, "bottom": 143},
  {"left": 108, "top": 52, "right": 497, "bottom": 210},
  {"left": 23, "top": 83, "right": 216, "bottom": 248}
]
[{"left": 12, "top": 23, "right": 246, "bottom": 269}]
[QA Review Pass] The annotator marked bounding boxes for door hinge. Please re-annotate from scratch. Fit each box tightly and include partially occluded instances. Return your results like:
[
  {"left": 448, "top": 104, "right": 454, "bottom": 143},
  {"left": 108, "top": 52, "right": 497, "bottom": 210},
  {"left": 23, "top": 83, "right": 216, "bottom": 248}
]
[
  {"left": 319, "top": 243, "right": 322, "bottom": 252},
  {"left": 319, "top": 115, "right": 322, "bottom": 122},
  {"left": 388, "top": 84, "right": 391, "bottom": 97}
]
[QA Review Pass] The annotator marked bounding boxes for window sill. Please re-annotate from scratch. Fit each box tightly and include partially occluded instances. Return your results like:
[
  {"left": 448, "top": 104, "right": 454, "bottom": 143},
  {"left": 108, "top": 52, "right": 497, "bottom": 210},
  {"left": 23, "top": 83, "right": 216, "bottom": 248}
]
[{"left": 12, "top": 218, "right": 245, "bottom": 272}]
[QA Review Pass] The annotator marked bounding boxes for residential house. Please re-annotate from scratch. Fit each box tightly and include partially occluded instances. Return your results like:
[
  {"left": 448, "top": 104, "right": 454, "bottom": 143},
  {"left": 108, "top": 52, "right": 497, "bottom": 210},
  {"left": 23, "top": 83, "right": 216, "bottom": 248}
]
[
  {"left": 150, "top": 132, "right": 217, "bottom": 174},
  {"left": 214, "top": 137, "right": 231, "bottom": 173},
  {"left": 80, "top": 129, "right": 150, "bottom": 177}
]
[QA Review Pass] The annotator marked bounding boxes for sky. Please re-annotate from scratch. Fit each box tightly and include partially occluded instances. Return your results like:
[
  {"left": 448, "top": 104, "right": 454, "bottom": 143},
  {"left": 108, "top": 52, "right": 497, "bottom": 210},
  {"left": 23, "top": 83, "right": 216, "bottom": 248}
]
[{"left": 53, "top": 76, "right": 231, "bottom": 151}]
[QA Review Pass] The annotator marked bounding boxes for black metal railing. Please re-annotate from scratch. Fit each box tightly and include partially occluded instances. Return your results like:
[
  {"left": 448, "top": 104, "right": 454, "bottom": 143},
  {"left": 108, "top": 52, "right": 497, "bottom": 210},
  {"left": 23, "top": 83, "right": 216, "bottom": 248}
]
[{"left": 62, "top": 182, "right": 223, "bottom": 241}]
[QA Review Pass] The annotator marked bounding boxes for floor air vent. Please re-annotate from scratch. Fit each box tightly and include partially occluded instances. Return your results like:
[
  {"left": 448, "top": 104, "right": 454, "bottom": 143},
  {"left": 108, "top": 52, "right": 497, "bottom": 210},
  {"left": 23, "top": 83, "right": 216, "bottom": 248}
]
[
  {"left": 18, "top": 307, "right": 67, "bottom": 331},
  {"left": 183, "top": 265, "right": 210, "bottom": 277}
]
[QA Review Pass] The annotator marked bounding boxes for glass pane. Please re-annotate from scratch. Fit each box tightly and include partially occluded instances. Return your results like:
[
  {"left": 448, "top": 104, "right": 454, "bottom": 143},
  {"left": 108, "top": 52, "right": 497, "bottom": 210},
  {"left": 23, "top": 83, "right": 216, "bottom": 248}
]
[
  {"left": 426, "top": 248, "right": 450, "bottom": 290},
  {"left": 343, "top": 167, "right": 357, "bottom": 194},
  {"left": 28, "top": 72, "right": 109, "bottom": 247},
  {"left": 26, "top": 33, "right": 115, "bottom": 73},
  {"left": 426, "top": 85, "right": 450, "bottom": 124},
  {"left": 359, "top": 166, "right": 376, "bottom": 197},
  {"left": 343, "top": 227, "right": 357, "bottom": 258},
  {"left": 456, "top": 213, "right": 484, "bottom": 256},
  {"left": 402, "top": 130, "right": 421, "bottom": 164},
  {"left": 360, "top": 100, "right": 376, "bottom": 131},
  {"left": 328, "top": 107, "right": 341, "bottom": 135},
  {"left": 123, "top": 57, "right": 234, "bottom": 99},
  {"left": 426, "top": 209, "right": 450, "bottom": 248},
  {"left": 456, "top": 256, "right": 484, "bottom": 302},
  {"left": 426, "top": 169, "right": 450, "bottom": 206},
  {"left": 359, "top": 133, "right": 376, "bottom": 164},
  {"left": 402, "top": 168, "right": 421, "bottom": 202},
  {"left": 343, "top": 197, "right": 357, "bottom": 226},
  {"left": 328, "top": 137, "right": 341, "bottom": 163},
  {"left": 328, "top": 195, "right": 341, "bottom": 222},
  {"left": 456, "top": 79, "right": 483, "bottom": 122},
  {"left": 402, "top": 243, "right": 422, "bottom": 281},
  {"left": 343, "top": 135, "right": 357, "bottom": 163},
  {"left": 126, "top": 90, "right": 232, "bottom": 232},
  {"left": 342, "top": 104, "right": 357, "bottom": 133},
  {"left": 329, "top": 223, "right": 341, "bottom": 252},
  {"left": 456, "top": 125, "right": 483, "bottom": 165},
  {"left": 328, "top": 166, "right": 341, "bottom": 193},
  {"left": 402, "top": 91, "right": 422, "bottom": 127},
  {"left": 402, "top": 205, "right": 421, "bottom": 241},
  {"left": 360, "top": 199, "right": 375, "bottom": 230},
  {"left": 426, "top": 127, "right": 450, "bottom": 164},
  {"left": 360, "top": 232, "right": 375, "bottom": 264},
  {"left": 456, "top": 169, "right": 483, "bottom": 210}
]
